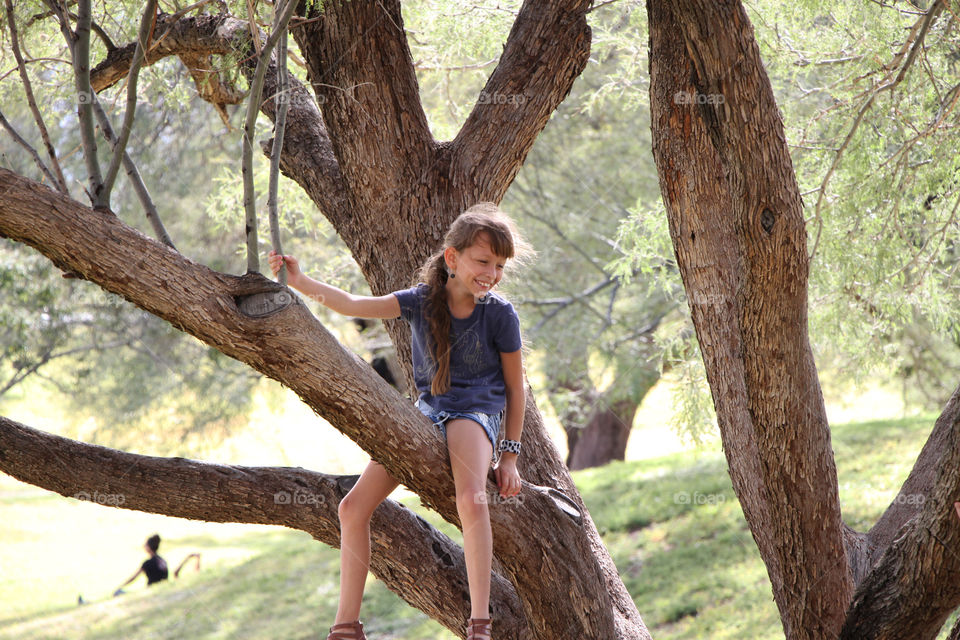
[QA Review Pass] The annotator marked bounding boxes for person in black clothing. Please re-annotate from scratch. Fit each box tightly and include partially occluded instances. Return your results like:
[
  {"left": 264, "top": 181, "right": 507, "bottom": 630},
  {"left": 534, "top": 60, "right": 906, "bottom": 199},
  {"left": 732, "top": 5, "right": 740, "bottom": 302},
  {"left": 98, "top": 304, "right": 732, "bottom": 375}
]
[{"left": 113, "top": 534, "right": 170, "bottom": 595}]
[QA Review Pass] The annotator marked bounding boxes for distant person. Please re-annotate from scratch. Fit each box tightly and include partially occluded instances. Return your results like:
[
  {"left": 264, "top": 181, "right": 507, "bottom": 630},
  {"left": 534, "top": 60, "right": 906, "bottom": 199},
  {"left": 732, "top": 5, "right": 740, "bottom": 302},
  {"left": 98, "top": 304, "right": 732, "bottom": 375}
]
[{"left": 113, "top": 534, "right": 200, "bottom": 596}]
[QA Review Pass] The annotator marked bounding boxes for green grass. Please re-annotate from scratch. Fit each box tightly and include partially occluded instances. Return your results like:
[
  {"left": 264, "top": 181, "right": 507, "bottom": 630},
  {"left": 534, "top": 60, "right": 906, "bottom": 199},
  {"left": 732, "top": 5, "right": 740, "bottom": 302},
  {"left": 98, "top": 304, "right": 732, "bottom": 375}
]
[{"left": 1, "top": 413, "right": 953, "bottom": 639}]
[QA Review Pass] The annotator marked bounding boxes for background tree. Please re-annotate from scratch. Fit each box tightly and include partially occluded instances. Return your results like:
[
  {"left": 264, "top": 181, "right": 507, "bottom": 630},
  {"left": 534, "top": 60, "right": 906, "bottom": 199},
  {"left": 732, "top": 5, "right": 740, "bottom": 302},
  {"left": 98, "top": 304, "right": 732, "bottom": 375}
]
[
  {"left": 0, "top": 0, "right": 650, "bottom": 637},
  {"left": 647, "top": 1, "right": 960, "bottom": 639}
]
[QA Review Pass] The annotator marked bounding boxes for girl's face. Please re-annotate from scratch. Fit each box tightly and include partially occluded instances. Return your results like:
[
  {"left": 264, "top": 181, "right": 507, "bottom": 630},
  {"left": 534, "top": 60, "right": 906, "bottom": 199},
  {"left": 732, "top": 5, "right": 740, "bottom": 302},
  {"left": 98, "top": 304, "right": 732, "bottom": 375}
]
[{"left": 445, "top": 232, "right": 508, "bottom": 299}]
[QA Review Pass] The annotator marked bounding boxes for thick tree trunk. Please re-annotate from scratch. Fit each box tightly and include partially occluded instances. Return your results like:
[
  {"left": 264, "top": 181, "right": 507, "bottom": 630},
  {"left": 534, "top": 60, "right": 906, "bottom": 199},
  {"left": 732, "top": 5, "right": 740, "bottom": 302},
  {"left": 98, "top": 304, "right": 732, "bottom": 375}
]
[
  {"left": 0, "top": 168, "right": 648, "bottom": 639},
  {"left": 648, "top": 1, "right": 960, "bottom": 639},
  {"left": 647, "top": 1, "right": 853, "bottom": 638},
  {"left": 566, "top": 399, "right": 638, "bottom": 471}
]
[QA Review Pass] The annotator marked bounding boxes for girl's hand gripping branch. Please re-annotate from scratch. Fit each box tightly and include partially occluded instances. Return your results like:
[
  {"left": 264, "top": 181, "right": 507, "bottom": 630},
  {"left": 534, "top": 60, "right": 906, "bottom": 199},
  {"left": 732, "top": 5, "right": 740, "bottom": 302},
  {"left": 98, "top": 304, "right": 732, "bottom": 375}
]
[{"left": 267, "top": 250, "right": 400, "bottom": 319}]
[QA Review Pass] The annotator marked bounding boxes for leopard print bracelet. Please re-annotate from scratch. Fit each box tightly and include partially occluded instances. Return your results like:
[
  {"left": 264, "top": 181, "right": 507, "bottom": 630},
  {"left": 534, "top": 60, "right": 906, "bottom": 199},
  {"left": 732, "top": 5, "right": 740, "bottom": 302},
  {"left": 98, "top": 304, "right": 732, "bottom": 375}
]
[{"left": 498, "top": 439, "right": 522, "bottom": 456}]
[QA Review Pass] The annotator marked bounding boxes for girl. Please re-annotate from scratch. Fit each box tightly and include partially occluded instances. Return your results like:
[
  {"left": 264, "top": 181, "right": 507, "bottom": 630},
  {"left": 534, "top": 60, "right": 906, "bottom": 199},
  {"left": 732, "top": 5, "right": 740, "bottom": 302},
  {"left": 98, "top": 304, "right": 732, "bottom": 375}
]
[{"left": 268, "top": 203, "right": 527, "bottom": 640}]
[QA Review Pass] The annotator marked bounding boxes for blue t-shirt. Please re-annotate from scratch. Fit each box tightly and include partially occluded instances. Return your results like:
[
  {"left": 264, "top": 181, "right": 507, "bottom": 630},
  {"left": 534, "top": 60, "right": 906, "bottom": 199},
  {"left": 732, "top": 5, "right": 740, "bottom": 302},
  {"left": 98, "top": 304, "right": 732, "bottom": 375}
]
[{"left": 393, "top": 284, "right": 522, "bottom": 414}]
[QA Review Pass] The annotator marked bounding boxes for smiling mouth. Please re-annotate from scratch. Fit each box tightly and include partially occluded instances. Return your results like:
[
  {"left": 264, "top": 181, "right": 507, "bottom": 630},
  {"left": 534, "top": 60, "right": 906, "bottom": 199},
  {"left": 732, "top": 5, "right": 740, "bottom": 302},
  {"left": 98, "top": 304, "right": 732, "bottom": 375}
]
[{"left": 475, "top": 280, "right": 492, "bottom": 290}]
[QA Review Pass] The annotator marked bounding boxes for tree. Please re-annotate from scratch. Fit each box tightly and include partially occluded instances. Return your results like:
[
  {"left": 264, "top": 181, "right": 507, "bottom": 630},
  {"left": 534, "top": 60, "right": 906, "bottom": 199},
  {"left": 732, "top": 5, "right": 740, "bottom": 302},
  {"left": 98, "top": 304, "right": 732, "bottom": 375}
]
[
  {"left": 648, "top": 1, "right": 960, "bottom": 639},
  {"left": 0, "top": 1, "right": 648, "bottom": 638}
]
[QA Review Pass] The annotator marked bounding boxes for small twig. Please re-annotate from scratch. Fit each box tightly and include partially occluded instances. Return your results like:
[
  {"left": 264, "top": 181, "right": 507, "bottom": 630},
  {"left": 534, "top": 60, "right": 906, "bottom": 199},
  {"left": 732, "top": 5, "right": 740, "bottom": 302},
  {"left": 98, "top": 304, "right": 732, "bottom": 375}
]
[{"left": 90, "top": 97, "right": 176, "bottom": 249}]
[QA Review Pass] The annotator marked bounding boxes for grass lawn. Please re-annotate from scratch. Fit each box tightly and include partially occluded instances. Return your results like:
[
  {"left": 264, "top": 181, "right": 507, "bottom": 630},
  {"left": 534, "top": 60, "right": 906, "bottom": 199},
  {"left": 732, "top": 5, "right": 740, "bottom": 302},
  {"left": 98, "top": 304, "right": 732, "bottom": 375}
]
[{"left": 1, "top": 413, "right": 955, "bottom": 639}]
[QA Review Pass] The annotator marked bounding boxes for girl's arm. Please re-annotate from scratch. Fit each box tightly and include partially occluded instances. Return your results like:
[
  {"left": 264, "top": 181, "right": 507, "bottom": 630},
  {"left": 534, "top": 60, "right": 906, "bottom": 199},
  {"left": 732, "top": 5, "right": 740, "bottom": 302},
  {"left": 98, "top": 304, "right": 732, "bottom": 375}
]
[
  {"left": 500, "top": 349, "right": 525, "bottom": 455},
  {"left": 114, "top": 567, "right": 142, "bottom": 594},
  {"left": 496, "top": 349, "right": 525, "bottom": 498},
  {"left": 269, "top": 251, "right": 401, "bottom": 319}
]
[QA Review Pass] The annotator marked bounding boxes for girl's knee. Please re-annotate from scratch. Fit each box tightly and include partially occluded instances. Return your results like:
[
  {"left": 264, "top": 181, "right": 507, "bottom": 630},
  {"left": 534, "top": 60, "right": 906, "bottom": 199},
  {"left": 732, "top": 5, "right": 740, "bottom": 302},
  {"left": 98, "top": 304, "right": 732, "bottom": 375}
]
[
  {"left": 455, "top": 486, "right": 490, "bottom": 520},
  {"left": 338, "top": 493, "right": 374, "bottom": 527}
]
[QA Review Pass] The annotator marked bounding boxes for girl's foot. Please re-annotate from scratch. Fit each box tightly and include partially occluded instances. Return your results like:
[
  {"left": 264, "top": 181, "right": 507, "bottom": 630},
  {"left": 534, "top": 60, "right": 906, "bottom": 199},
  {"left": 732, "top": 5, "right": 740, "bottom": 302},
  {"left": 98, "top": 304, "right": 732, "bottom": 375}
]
[
  {"left": 326, "top": 620, "right": 366, "bottom": 640},
  {"left": 467, "top": 617, "right": 492, "bottom": 640}
]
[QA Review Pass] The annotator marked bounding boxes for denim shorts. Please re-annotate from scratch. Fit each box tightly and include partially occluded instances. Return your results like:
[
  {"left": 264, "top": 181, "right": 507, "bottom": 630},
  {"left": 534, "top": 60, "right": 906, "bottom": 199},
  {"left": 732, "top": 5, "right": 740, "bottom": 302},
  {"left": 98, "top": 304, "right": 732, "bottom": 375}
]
[{"left": 415, "top": 397, "right": 502, "bottom": 463}]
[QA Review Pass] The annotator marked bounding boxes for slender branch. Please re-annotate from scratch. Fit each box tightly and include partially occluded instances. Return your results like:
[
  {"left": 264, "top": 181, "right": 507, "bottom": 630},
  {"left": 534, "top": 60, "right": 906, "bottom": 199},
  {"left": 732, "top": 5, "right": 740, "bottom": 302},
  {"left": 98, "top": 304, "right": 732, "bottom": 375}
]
[
  {"left": 267, "top": 0, "right": 290, "bottom": 286},
  {"left": 99, "top": 0, "right": 158, "bottom": 209},
  {"left": 90, "top": 98, "right": 176, "bottom": 248},
  {"left": 4, "top": 0, "right": 68, "bottom": 193},
  {"left": 72, "top": 0, "right": 105, "bottom": 205},
  {"left": 894, "top": 0, "right": 945, "bottom": 86},
  {"left": 29, "top": 3, "right": 115, "bottom": 50},
  {"left": 242, "top": 0, "right": 299, "bottom": 274},
  {"left": 0, "top": 109, "right": 62, "bottom": 187}
]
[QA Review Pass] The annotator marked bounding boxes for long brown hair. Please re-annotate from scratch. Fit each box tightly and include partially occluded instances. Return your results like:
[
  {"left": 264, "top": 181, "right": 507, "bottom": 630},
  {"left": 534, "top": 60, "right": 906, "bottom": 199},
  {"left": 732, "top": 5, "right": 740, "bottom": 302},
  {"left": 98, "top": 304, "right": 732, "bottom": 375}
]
[{"left": 415, "top": 203, "right": 526, "bottom": 395}]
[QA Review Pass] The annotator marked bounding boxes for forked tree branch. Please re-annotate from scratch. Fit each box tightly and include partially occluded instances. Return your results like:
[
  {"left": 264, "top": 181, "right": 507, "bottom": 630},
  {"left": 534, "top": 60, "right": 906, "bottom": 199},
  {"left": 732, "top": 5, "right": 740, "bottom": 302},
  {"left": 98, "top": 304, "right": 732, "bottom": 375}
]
[{"left": 89, "top": 12, "right": 348, "bottom": 220}]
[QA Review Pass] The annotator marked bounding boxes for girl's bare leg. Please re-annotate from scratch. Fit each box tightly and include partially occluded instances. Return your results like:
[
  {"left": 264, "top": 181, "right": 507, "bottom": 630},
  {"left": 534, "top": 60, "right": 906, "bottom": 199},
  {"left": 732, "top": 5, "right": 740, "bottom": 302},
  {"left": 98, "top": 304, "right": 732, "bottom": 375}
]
[
  {"left": 334, "top": 460, "right": 401, "bottom": 624},
  {"left": 445, "top": 419, "right": 495, "bottom": 621}
]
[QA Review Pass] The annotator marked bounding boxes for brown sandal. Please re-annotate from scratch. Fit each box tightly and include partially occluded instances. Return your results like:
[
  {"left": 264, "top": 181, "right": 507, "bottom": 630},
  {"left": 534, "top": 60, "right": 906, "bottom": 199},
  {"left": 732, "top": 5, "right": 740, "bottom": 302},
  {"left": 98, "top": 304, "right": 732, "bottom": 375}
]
[
  {"left": 326, "top": 620, "right": 366, "bottom": 640},
  {"left": 467, "top": 617, "right": 492, "bottom": 639}
]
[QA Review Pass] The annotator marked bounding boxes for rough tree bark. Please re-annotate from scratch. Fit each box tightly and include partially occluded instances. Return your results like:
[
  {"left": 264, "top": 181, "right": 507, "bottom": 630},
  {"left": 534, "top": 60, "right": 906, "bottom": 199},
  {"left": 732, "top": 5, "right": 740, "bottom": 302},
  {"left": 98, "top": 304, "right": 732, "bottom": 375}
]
[
  {"left": 0, "top": 1, "right": 651, "bottom": 638},
  {"left": 648, "top": 1, "right": 960, "bottom": 639}
]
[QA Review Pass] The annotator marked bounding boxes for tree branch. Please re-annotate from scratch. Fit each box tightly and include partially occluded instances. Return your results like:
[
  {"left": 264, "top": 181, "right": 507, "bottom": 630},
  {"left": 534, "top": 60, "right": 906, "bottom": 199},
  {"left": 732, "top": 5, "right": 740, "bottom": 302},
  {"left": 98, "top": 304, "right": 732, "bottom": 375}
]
[
  {"left": 241, "top": 0, "right": 299, "bottom": 275},
  {"left": 866, "top": 382, "right": 960, "bottom": 566},
  {"left": 98, "top": 0, "right": 157, "bottom": 209},
  {"left": 839, "top": 389, "right": 960, "bottom": 640},
  {"left": 267, "top": 0, "right": 290, "bottom": 285},
  {"left": 90, "top": 97, "right": 176, "bottom": 248},
  {"left": 0, "top": 414, "right": 528, "bottom": 637},
  {"left": 450, "top": 0, "right": 593, "bottom": 202},
  {"left": 4, "top": 0, "right": 68, "bottom": 193},
  {"left": 292, "top": 0, "right": 435, "bottom": 211},
  {"left": 0, "top": 109, "right": 62, "bottom": 188},
  {"left": 89, "top": 13, "right": 348, "bottom": 223},
  {"left": 49, "top": 0, "right": 104, "bottom": 205}
]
